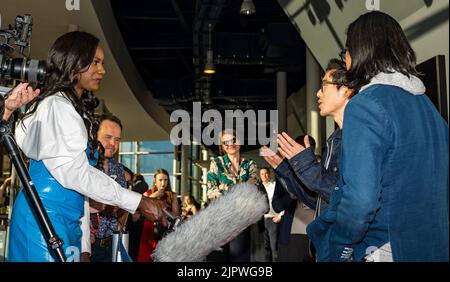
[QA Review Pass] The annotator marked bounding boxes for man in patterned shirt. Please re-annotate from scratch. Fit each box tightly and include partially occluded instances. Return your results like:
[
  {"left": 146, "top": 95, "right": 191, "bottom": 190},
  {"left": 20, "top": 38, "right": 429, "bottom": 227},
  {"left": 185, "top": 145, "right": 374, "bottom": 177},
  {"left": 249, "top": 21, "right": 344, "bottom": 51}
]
[{"left": 81, "top": 113, "right": 128, "bottom": 262}]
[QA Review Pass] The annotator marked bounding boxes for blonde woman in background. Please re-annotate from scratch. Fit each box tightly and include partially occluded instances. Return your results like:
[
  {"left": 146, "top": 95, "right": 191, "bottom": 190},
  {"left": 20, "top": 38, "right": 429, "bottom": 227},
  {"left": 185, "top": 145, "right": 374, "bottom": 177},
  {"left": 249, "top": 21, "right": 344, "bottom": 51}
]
[{"left": 206, "top": 129, "right": 258, "bottom": 262}]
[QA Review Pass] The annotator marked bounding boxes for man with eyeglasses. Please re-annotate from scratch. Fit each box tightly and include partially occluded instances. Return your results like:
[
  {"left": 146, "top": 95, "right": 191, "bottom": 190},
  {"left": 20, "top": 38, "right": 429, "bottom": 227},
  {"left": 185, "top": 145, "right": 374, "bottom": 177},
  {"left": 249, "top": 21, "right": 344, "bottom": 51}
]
[{"left": 262, "top": 59, "right": 353, "bottom": 259}]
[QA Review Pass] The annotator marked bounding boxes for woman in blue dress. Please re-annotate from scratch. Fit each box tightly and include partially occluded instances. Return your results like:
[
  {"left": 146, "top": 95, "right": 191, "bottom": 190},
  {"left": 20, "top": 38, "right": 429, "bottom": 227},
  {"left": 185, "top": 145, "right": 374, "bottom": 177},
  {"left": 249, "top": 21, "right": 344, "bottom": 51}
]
[{"left": 8, "top": 31, "right": 164, "bottom": 262}]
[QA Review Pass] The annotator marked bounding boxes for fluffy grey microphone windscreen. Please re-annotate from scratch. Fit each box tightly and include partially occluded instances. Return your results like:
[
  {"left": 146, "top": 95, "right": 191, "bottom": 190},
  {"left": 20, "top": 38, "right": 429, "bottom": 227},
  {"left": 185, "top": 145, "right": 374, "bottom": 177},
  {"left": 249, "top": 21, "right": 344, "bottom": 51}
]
[{"left": 152, "top": 182, "right": 268, "bottom": 262}]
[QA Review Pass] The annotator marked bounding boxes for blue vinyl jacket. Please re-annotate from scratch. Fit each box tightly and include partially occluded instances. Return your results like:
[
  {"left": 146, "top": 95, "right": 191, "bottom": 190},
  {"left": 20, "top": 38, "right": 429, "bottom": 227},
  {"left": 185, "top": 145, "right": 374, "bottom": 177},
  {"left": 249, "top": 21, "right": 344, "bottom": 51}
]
[{"left": 8, "top": 149, "right": 97, "bottom": 262}]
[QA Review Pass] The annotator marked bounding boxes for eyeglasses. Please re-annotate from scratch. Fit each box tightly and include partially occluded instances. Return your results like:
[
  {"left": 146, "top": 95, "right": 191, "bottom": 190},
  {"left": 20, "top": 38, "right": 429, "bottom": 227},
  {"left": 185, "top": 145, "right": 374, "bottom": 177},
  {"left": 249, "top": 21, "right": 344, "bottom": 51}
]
[
  {"left": 339, "top": 48, "right": 347, "bottom": 63},
  {"left": 321, "top": 80, "right": 340, "bottom": 92},
  {"left": 223, "top": 137, "right": 237, "bottom": 146}
]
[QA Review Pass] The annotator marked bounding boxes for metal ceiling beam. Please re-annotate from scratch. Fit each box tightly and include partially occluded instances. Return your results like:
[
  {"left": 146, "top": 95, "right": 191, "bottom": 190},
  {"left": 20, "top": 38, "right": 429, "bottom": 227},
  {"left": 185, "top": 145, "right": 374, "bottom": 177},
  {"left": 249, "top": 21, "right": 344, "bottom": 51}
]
[
  {"left": 129, "top": 46, "right": 192, "bottom": 50},
  {"left": 138, "top": 57, "right": 188, "bottom": 61},
  {"left": 124, "top": 16, "right": 179, "bottom": 21},
  {"left": 176, "top": 49, "right": 194, "bottom": 75},
  {"left": 212, "top": 96, "right": 275, "bottom": 102},
  {"left": 170, "top": 0, "right": 191, "bottom": 32}
]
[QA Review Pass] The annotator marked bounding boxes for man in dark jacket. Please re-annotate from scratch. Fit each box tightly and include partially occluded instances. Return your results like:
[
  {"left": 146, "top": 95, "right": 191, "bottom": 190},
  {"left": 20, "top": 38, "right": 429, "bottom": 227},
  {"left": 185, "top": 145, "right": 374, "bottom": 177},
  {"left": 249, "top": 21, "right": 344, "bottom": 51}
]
[
  {"left": 262, "top": 59, "right": 352, "bottom": 261},
  {"left": 262, "top": 59, "right": 351, "bottom": 213}
]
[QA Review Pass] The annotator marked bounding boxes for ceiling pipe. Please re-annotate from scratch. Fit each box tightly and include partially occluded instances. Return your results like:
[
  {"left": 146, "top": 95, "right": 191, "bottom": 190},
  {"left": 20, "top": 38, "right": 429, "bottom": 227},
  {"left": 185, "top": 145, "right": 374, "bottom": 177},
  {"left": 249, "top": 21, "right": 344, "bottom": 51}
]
[{"left": 192, "top": 0, "right": 226, "bottom": 104}]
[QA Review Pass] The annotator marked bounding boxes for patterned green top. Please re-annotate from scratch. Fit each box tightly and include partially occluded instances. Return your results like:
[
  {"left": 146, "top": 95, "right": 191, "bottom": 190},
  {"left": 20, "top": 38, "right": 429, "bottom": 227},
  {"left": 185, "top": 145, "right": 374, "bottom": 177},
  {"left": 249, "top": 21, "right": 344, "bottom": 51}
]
[{"left": 206, "top": 154, "right": 257, "bottom": 199}]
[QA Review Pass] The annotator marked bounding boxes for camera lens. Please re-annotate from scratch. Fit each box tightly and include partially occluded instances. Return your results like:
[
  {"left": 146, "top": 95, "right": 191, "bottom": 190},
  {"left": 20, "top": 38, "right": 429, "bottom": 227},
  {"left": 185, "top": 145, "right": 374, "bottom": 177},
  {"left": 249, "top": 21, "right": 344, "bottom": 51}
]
[
  {"left": 10, "top": 57, "right": 46, "bottom": 84},
  {"left": 0, "top": 54, "right": 46, "bottom": 84}
]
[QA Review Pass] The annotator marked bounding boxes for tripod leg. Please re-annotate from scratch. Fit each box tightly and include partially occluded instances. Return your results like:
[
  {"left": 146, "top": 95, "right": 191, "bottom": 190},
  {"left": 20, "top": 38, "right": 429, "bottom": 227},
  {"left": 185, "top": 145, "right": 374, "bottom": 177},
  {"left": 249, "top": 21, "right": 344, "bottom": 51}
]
[{"left": 0, "top": 123, "right": 66, "bottom": 262}]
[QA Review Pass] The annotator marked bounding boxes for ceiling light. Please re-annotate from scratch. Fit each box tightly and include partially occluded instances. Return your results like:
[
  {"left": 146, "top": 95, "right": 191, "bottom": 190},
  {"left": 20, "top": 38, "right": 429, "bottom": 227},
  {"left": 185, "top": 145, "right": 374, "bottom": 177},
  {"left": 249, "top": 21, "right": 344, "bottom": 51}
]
[
  {"left": 240, "top": 0, "right": 256, "bottom": 15},
  {"left": 204, "top": 50, "right": 215, "bottom": 74},
  {"left": 204, "top": 24, "right": 216, "bottom": 75}
]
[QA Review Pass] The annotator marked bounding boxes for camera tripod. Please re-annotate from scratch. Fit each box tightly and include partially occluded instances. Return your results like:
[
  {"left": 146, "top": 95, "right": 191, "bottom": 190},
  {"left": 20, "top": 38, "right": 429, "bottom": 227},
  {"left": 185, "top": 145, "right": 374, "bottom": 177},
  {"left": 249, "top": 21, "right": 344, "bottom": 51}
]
[{"left": 0, "top": 117, "right": 66, "bottom": 262}]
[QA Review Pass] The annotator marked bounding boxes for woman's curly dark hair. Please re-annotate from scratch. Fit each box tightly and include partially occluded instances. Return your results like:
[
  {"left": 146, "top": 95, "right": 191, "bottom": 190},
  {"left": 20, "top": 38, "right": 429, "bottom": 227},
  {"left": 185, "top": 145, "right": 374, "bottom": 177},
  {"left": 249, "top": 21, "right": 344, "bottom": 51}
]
[{"left": 81, "top": 91, "right": 103, "bottom": 165}]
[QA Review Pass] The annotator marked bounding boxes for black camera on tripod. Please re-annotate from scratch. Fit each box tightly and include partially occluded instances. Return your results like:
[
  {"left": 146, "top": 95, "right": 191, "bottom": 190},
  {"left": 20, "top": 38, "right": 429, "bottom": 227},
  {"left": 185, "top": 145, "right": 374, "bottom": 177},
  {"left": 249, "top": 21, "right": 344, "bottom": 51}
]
[
  {"left": 0, "top": 14, "right": 46, "bottom": 86},
  {"left": 0, "top": 14, "right": 66, "bottom": 262}
]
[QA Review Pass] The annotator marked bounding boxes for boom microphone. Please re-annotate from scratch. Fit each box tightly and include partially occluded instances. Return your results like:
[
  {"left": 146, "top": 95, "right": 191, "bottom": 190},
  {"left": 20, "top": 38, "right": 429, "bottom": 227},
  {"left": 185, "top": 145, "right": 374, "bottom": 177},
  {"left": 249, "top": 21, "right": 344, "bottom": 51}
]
[{"left": 152, "top": 182, "right": 269, "bottom": 262}]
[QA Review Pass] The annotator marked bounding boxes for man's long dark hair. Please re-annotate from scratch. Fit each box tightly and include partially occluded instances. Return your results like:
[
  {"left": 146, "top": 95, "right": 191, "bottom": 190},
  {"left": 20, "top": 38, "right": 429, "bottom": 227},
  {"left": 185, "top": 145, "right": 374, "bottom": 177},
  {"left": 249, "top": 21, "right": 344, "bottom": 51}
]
[
  {"left": 345, "top": 11, "right": 420, "bottom": 93},
  {"left": 21, "top": 31, "right": 102, "bottom": 161}
]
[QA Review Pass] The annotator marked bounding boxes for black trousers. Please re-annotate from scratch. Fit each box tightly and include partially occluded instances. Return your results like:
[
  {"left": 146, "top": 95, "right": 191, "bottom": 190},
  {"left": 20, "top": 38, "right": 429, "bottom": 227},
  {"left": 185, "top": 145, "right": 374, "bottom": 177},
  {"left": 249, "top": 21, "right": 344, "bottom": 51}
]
[
  {"left": 127, "top": 219, "right": 144, "bottom": 262},
  {"left": 278, "top": 234, "right": 312, "bottom": 262},
  {"left": 264, "top": 218, "right": 279, "bottom": 262},
  {"left": 91, "top": 238, "right": 113, "bottom": 262},
  {"left": 206, "top": 226, "right": 251, "bottom": 262}
]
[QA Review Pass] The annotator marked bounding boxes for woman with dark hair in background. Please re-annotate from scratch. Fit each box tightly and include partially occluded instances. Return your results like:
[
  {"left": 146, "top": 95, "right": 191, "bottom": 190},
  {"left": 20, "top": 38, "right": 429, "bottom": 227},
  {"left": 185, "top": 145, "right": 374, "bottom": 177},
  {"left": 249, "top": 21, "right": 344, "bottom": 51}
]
[
  {"left": 8, "top": 31, "right": 164, "bottom": 262},
  {"left": 307, "top": 11, "right": 448, "bottom": 262},
  {"left": 132, "top": 173, "right": 150, "bottom": 194},
  {"left": 137, "top": 168, "right": 179, "bottom": 262},
  {"left": 181, "top": 195, "right": 199, "bottom": 220}
]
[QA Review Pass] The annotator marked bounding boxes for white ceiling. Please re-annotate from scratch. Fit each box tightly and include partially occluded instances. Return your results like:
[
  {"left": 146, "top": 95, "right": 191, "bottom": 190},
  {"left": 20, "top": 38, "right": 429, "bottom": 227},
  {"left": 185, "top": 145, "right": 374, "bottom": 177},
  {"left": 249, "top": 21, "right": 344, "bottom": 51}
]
[
  {"left": 0, "top": 0, "right": 171, "bottom": 141},
  {"left": 278, "top": 0, "right": 436, "bottom": 69}
]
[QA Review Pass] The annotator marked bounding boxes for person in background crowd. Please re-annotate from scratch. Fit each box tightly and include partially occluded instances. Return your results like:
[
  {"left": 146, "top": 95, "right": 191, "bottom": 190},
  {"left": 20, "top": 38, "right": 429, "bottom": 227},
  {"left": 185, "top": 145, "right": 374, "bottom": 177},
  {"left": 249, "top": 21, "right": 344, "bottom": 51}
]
[
  {"left": 206, "top": 129, "right": 258, "bottom": 262},
  {"left": 122, "top": 167, "right": 147, "bottom": 261},
  {"left": 132, "top": 173, "right": 150, "bottom": 195},
  {"left": 181, "top": 195, "right": 199, "bottom": 220},
  {"left": 137, "top": 168, "right": 179, "bottom": 262},
  {"left": 82, "top": 113, "right": 130, "bottom": 262},
  {"left": 259, "top": 167, "right": 283, "bottom": 262}
]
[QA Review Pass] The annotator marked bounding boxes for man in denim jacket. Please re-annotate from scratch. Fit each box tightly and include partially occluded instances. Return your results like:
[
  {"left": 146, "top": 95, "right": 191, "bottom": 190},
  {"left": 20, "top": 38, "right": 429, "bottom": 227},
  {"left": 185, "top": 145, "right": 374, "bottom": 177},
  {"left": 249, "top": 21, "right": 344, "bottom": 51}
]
[
  {"left": 262, "top": 59, "right": 351, "bottom": 215},
  {"left": 262, "top": 59, "right": 352, "bottom": 262}
]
